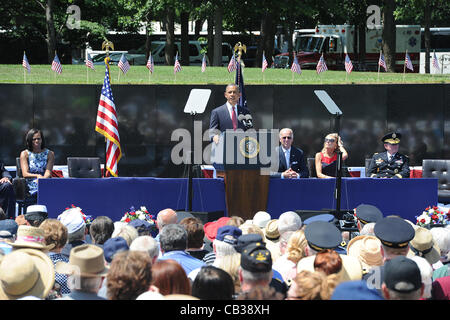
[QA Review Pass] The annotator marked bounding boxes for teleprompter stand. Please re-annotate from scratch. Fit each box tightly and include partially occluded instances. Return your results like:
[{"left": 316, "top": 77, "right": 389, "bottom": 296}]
[
  {"left": 314, "top": 90, "right": 354, "bottom": 223},
  {"left": 183, "top": 89, "right": 211, "bottom": 211}
]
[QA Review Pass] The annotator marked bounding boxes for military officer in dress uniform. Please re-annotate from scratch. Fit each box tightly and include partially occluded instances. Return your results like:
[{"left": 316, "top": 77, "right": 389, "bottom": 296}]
[{"left": 367, "top": 132, "right": 410, "bottom": 179}]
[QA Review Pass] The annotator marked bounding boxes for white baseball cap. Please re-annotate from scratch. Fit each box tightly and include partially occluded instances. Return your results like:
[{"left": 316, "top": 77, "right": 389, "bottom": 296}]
[{"left": 57, "top": 207, "right": 85, "bottom": 234}]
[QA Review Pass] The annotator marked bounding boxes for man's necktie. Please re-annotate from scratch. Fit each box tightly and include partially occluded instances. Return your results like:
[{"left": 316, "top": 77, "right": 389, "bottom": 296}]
[
  {"left": 285, "top": 150, "right": 290, "bottom": 168},
  {"left": 231, "top": 106, "right": 237, "bottom": 130}
]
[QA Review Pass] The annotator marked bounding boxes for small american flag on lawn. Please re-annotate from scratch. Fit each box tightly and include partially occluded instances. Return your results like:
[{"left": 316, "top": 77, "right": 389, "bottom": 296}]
[
  {"left": 118, "top": 53, "right": 130, "bottom": 74},
  {"left": 201, "top": 54, "right": 206, "bottom": 73},
  {"left": 22, "top": 52, "right": 31, "bottom": 73},
  {"left": 378, "top": 52, "right": 387, "bottom": 71},
  {"left": 316, "top": 54, "right": 328, "bottom": 74},
  {"left": 85, "top": 53, "right": 95, "bottom": 70},
  {"left": 174, "top": 52, "right": 182, "bottom": 74},
  {"left": 344, "top": 54, "right": 353, "bottom": 74},
  {"left": 146, "top": 52, "right": 154, "bottom": 73},
  {"left": 432, "top": 51, "right": 440, "bottom": 73},
  {"left": 262, "top": 52, "right": 268, "bottom": 72},
  {"left": 291, "top": 53, "right": 301, "bottom": 74},
  {"left": 405, "top": 52, "right": 413, "bottom": 71},
  {"left": 51, "top": 53, "right": 62, "bottom": 74},
  {"left": 227, "top": 54, "right": 237, "bottom": 73}
]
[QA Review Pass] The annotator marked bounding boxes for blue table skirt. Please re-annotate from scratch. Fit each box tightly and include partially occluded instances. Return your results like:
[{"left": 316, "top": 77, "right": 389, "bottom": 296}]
[{"left": 38, "top": 177, "right": 438, "bottom": 223}]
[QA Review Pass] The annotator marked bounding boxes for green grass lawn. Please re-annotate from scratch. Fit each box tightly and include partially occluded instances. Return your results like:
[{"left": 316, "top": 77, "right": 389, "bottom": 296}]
[{"left": 1, "top": 64, "right": 449, "bottom": 85}]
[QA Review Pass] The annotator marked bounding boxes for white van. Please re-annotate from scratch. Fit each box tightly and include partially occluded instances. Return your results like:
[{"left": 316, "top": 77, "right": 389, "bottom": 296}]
[{"left": 150, "top": 41, "right": 231, "bottom": 65}]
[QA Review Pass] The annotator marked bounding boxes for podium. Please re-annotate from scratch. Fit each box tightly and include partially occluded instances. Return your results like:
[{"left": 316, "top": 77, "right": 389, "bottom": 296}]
[{"left": 211, "top": 129, "right": 279, "bottom": 221}]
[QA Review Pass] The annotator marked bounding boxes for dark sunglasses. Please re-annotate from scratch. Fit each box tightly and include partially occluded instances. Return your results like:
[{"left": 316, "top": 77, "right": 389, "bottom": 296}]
[
  {"left": 281, "top": 136, "right": 292, "bottom": 140},
  {"left": 325, "top": 138, "right": 336, "bottom": 143},
  {"left": 32, "top": 138, "right": 42, "bottom": 141}
]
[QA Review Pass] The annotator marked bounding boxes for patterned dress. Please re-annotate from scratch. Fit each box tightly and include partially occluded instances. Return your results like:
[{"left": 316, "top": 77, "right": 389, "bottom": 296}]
[
  {"left": 49, "top": 252, "right": 71, "bottom": 294},
  {"left": 26, "top": 149, "right": 49, "bottom": 195}
]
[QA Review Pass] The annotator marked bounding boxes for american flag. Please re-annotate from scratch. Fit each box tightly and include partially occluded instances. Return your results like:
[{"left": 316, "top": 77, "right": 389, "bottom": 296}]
[
  {"left": 432, "top": 51, "right": 440, "bottom": 73},
  {"left": 378, "top": 52, "right": 387, "bottom": 71},
  {"left": 174, "top": 52, "right": 182, "bottom": 74},
  {"left": 235, "top": 61, "right": 247, "bottom": 109},
  {"left": 405, "top": 52, "right": 413, "bottom": 71},
  {"left": 146, "top": 52, "right": 154, "bottom": 73},
  {"left": 95, "top": 64, "right": 122, "bottom": 177},
  {"left": 118, "top": 53, "right": 130, "bottom": 74},
  {"left": 201, "top": 54, "right": 206, "bottom": 73},
  {"left": 85, "top": 53, "right": 95, "bottom": 70},
  {"left": 51, "top": 53, "right": 62, "bottom": 74},
  {"left": 291, "top": 53, "right": 301, "bottom": 74},
  {"left": 227, "top": 54, "right": 237, "bottom": 73},
  {"left": 22, "top": 52, "right": 31, "bottom": 73},
  {"left": 316, "top": 54, "right": 328, "bottom": 74},
  {"left": 262, "top": 52, "right": 268, "bottom": 72},
  {"left": 344, "top": 54, "right": 353, "bottom": 74}
]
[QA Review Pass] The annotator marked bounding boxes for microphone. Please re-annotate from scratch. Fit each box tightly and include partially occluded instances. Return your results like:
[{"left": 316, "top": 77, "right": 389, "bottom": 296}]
[
  {"left": 238, "top": 114, "right": 247, "bottom": 127},
  {"left": 244, "top": 114, "right": 253, "bottom": 129}
]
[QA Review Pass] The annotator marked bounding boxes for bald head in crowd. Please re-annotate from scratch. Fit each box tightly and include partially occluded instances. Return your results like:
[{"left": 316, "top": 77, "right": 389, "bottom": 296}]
[{"left": 156, "top": 208, "right": 178, "bottom": 231}]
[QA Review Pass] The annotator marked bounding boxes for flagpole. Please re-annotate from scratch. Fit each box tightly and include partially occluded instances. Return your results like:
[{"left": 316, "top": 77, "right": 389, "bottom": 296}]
[
  {"left": 377, "top": 50, "right": 381, "bottom": 82},
  {"left": 403, "top": 50, "right": 407, "bottom": 82}
]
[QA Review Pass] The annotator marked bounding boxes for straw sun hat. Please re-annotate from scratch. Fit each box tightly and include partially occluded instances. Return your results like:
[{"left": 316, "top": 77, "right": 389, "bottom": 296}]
[
  {"left": 407, "top": 227, "right": 441, "bottom": 266},
  {"left": 56, "top": 244, "right": 109, "bottom": 277},
  {"left": 0, "top": 248, "right": 55, "bottom": 299},
  {"left": 346, "top": 235, "right": 383, "bottom": 270},
  {"left": 7, "top": 225, "right": 54, "bottom": 251}
]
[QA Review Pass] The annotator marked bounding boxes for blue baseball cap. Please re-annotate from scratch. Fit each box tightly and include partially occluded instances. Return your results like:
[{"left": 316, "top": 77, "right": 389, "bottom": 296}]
[
  {"left": 215, "top": 226, "right": 242, "bottom": 245},
  {"left": 331, "top": 280, "right": 384, "bottom": 300},
  {"left": 0, "top": 219, "right": 18, "bottom": 238},
  {"left": 103, "top": 237, "right": 129, "bottom": 263}
]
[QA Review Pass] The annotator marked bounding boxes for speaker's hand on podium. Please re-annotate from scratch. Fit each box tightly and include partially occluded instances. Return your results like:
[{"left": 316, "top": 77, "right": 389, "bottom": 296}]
[{"left": 213, "top": 134, "right": 220, "bottom": 144}]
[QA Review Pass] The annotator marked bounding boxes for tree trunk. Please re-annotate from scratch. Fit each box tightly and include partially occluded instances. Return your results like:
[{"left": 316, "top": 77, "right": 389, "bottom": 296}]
[
  {"left": 213, "top": 5, "right": 223, "bottom": 66},
  {"left": 145, "top": 17, "right": 151, "bottom": 60},
  {"left": 424, "top": 0, "right": 431, "bottom": 73},
  {"left": 287, "top": 21, "right": 294, "bottom": 67},
  {"left": 45, "top": 0, "right": 57, "bottom": 63},
  {"left": 358, "top": 24, "right": 366, "bottom": 70},
  {"left": 207, "top": 19, "right": 214, "bottom": 65},
  {"left": 382, "top": 0, "right": 396, "bottom": 72},
  {"left": 180, "top": 11, "right": 190, "bottom": 66},
  {"left": 194, "top": 19, "right": 203, "bottom": 37},
  {"left": 164, "top": 7, "right": 175, "bottom": 65}
]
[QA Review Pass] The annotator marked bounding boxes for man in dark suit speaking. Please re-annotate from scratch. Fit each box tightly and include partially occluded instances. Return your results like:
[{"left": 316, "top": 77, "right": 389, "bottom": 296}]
[
  {"left": 209, "top": 84, "right": 251, "bottom": 144},
  {"left": 272, "top": 128, "right": 309, "bottom": 179}
]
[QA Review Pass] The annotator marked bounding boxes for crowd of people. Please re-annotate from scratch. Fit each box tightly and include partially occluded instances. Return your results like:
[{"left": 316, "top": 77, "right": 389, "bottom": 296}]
[{"left": 0, "top": 202, "right": 449, "bottom": 300}]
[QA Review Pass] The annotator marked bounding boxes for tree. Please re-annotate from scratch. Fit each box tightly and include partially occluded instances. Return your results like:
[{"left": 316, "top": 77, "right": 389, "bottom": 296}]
[{"left": 382, "top": 0, "right": 396, "bottom": 72}]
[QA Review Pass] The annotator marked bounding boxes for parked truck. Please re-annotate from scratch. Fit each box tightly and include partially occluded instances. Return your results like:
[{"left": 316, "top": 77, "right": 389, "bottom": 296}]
[{"left": 274, "top": 24, "right": 421, "bottom": 72}]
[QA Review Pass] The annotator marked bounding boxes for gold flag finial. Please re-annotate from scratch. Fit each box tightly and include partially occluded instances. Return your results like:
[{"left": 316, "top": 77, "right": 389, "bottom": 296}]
[
  {"left": 102, "top": 40, "right": 114, "bottom": 74},
  {"left": 234, "top": 42, "right": 247, "bottom": 63},
  {"left": 102, "top": 40, "right": 114, "bottom": 56}
]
